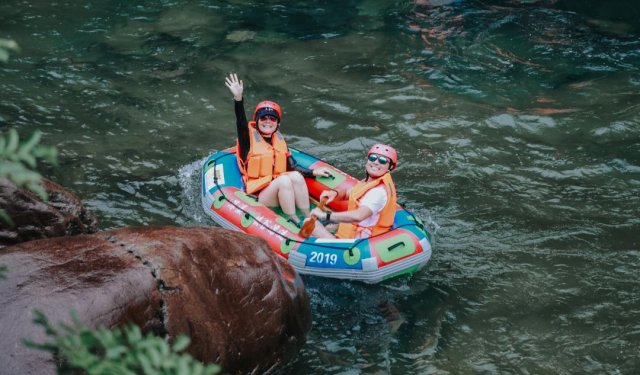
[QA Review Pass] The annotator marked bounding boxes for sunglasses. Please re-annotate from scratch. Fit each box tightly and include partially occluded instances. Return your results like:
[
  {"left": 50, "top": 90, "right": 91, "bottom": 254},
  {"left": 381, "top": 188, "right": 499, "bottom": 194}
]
[
  {"left": 259, "top": 115, "right": 278, "bottom": 122},
  {"left": 367, "top": 154, "right": 389, "bottom": 165}
]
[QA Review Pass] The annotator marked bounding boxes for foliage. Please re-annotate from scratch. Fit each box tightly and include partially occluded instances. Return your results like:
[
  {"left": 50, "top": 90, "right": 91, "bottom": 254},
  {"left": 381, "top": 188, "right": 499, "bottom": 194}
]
[
  {"left": 0, "top": 38, "right": 19, "bottom": 63},
  {"left": 0, "top": 129, "right": 58, "bottom": 225},
  {"left": 0, "top": 264, "right": 6, "bottom": 280},
  {"left": 24, "top": 310, "right": 220, "bottom": 375}
]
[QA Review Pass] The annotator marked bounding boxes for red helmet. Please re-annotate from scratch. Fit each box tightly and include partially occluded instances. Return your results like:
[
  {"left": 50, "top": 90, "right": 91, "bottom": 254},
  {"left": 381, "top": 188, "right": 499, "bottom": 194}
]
[
  {"left": 368, "top": 144, "right": 398, "bottom": 169},
  {"left": 253, "top": 101, "right": 282, "bottom": 122}
]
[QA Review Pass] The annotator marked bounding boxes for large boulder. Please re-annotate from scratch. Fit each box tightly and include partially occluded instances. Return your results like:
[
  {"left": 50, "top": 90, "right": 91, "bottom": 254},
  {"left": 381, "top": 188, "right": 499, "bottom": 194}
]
[
  {"left": 0, "top": 226, "right": 311, "bottom": 374},
  {"left": 0, "top": 177, "right": 99, "bottom": 248}
]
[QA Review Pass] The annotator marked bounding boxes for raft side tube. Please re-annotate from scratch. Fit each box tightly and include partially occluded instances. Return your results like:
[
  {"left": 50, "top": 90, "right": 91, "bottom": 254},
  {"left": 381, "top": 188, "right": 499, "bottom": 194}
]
[
  {"left": 288, "top": 248, "right": 431, "bottom": 284},
  {"left": 201, "top": 147, "right": 433, "bottom": 283}
]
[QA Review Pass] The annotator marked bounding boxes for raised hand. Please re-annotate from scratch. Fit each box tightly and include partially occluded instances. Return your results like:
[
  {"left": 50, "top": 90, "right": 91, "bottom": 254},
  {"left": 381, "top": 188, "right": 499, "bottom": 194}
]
[
  {"left": 224, "top": 73, "right": 243, "bottom": 101},
  {"left": 312, "top": 167, "right": 332, "bottom": 178}
]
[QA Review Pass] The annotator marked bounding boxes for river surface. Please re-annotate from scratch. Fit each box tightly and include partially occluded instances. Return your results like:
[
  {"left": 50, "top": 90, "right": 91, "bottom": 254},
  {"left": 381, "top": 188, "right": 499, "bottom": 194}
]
[{"left": 2, "top": 0, "right": 639, "bottom": 373}]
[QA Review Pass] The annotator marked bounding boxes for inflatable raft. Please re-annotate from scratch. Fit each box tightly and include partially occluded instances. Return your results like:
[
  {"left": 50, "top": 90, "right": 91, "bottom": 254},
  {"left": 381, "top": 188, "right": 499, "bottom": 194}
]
[{"left": 201, "top": 148, "right": 432, "bottom": 284}]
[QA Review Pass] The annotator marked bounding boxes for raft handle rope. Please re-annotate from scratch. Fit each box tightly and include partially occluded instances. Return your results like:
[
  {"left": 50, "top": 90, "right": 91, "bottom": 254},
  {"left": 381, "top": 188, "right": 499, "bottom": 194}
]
[
  {"left": 208, "top": 152, "right": 425, "bottom": 253},
  {"left": 388, "top": 241, "right": 406, "bottom": 252},
  {"left": 398, "top": 200, "right": 430, "bottom": 238}
]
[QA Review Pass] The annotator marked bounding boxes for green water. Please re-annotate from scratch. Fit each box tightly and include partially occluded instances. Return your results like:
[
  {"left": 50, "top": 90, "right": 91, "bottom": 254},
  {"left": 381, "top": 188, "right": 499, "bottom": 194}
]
[{"left": 2, "top": 0, "right": 639, "bottom": 373}]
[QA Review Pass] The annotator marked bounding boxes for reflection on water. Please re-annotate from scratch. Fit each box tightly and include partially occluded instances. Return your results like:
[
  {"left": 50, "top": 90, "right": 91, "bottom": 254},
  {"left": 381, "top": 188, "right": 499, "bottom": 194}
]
[{"left": 1, "top": 0, "right": 639, "bottom": 373}]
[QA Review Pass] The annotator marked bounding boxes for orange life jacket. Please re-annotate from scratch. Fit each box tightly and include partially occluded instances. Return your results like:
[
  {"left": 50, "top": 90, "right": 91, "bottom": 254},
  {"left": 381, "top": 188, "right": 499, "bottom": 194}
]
[
  {"left": 336, "top": 172, "right": 397, "bottom": 239},
  {"left": 236, "top": 123, "right": 289, "bottom": 194}
]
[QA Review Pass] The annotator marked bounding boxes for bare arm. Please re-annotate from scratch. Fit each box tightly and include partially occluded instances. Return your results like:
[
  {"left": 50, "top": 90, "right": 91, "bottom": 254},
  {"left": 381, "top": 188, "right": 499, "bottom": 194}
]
[
  {"left": 319, "top": 185, "right": 352, "bottom": 204},
  {"left": 288, "top": 157, "right": 332, "bottom": 178},
  {"left": 310, "top": 205, "right": 373, "bottom": 223}
]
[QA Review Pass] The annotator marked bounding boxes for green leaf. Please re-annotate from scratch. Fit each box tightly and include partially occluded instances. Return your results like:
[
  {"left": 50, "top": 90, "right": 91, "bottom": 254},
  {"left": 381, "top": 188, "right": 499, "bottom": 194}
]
[
  {"left": 31, "top": 310, "right": 57, "bottom": 336},
  {"left": 0, "top": 130, "right": 57, "bottom": 225},
  {"left": 19, "top": 130, "right": 42, "bottom": 155},
  {"left": 19, "top": 153, "right": 37, "bottom": 168},
  {"left": 126, "top": 325, "right": 142, "bottom": 343},
  {"left": 6, "top": 129, "right": 19, "bottom": 154},
  {"left": 194, "top": 363, "right": 206, "bottom": 375},
  {"left": 7, "top": 167, "right": 40, "bottom": 186},
  {"left": 136, "top": 353, "right": 154, "bottom": 375},
  {"left": 176, "top": 356, "right": 190, "bottom": 375},
  {"left": 159, "top": 337, "right": 169, "bottom": 357},
  {"left": 0, "top": 209, "right": 14, "bottom": 226},
  {"left": 25, "top": 180, "right": 48, "bottom": 201},
  {"left": 26, "top": 310, "right": 220, "bottom": 375},
  {"left": 106, "top": 345, "right": 127, "bottom": 360},
  {"left": 32, "top": 145, "right": 58, "bottom": 165},
  {"left": 0, "top": 160, "right": 21, "bottom": 177},
  {"left": 148, "top": 347, "right": 161, "bottom": 368},
  {"left": 172, "top": 335, "right": 190, "bottom": 352}
]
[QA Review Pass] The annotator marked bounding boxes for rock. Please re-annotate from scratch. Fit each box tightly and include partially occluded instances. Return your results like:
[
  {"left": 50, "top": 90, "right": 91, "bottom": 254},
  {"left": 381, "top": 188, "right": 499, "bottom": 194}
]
[
  {"left": 0, "top": 226, "right": 311, "bottom": 374},
  {"left": 225, "top": 30, "right": 257, "bottom": 42},
  {"left": 0, "top": 177, "right": 99, "bottom": 248}
]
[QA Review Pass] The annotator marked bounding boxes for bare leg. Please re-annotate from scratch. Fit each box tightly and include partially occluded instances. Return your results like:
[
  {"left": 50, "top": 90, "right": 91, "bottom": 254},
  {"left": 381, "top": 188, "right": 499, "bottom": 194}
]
[
  {"left": 309, "top": 220, "right": 336, "bottom": 239},
  {"left": 258, "top": 175, "right": 299, "bottom": 224},
  {"left": 286, "top": 171, "right": 311, "bottom": 217}
]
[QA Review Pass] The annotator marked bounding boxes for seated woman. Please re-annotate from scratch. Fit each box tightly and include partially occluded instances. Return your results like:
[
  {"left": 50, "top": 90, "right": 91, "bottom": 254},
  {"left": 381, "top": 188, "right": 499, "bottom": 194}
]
[
  {"left": 224, "top": 73, "right": 330, "bottom": 225},
  {"left": 306, "top": 144, "right": 398, "bottom": 239}
]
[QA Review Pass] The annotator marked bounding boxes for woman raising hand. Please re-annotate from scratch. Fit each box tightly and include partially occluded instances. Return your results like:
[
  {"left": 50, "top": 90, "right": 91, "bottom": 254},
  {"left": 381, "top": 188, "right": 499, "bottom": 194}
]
[{"left": 224, "top": 73, "right": 330, "bottom": 226}]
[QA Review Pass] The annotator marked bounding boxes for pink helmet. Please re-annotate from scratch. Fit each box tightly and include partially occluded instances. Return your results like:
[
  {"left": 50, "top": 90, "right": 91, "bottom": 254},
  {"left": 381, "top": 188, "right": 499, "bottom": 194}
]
[{"left": 368, "top": 144, "right": 398, "bottom": 169}]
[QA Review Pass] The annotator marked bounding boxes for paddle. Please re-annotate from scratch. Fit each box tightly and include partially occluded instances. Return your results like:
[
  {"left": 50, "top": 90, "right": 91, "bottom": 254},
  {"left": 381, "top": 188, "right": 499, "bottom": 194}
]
[{"left": 299, "top": 197, "right": 328, "bottom": 238}]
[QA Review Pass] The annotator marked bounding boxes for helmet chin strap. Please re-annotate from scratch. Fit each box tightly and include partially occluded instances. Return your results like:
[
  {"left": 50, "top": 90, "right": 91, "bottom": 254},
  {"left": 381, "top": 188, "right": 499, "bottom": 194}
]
[{"left": 258, "top": 123, "right": 280, "bottom": 137}]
